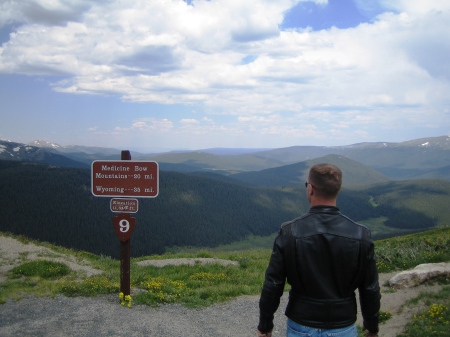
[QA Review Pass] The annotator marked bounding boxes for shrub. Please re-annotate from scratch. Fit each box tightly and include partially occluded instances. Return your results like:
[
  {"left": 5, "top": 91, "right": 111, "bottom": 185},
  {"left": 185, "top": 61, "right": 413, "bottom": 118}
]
[
  {"left": 61, "top": 276, "right": 118, "bottom": 297},
  {"left": 10, "top": 260, "right": 70, "bottom": 279},
  {"left": 375, "top": 229, "right": 450, "bottom": 273},
  {"left": 134, "top": 276, "right": 188, "bottom": 305},
  {"left": 403, "top": 302, "right": 450, "bottom": 336}
]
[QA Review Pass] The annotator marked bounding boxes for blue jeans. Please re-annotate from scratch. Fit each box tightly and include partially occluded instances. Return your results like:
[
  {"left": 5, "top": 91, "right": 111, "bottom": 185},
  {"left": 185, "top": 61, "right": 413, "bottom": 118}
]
[{"left": 286, "top": 319, "right": 357, "bottom": 337}]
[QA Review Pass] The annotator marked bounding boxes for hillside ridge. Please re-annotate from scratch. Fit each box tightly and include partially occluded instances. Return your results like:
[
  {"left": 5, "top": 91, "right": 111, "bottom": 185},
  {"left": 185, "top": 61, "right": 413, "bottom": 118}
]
[{"left": 2, "top": 135, "right": 450, "bottom": 180}]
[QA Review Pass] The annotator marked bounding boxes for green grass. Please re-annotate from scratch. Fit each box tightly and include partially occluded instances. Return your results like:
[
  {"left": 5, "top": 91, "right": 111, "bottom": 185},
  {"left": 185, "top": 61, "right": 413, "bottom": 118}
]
[
  {"left": 10, "top": 260, "right": 70, "bottom": 279},
  {"left": 397, "top": 284, "right": 450, "bottom": 337},
  {"left": 167, "top": 233, "right": 279, "bottom": 253},
  {"left": 130, "top": 249, "right": 271, "bottom": 307},
  {"left": 2, "top": 229, "right": 450, "bottom": 305},
  {"left": 374, "top": 228, "right": 450, "bottom": 273},
  {"left": 1, "top": 228, "right": 450, "bottom": 334},
  {"left": 60, "top": 275, "right": 119, "bottom": 297}
]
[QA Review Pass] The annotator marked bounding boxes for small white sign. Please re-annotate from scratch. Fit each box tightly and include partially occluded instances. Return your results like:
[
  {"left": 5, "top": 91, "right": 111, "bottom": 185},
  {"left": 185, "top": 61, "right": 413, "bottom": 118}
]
[{"left": 110, "top": 198, "right": 139, "bottom": 213}]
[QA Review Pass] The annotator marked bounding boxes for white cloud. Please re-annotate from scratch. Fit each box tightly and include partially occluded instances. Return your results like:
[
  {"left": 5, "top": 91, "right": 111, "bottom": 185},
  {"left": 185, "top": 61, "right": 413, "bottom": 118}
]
[
  {"left": 1, "top": 0, "right": 449, "bottom": 147},
  {"left": 0, "top": 0, "right": 94, "bottom": 26},
  {"left": 108, "top": 118, "right": 174, "bottom": 135},
  {"left": 379, "top": 0, "right": 450, "bottom": 15},
  {"left": 180, "top": 118, "right": 199, "bottom": 124}
]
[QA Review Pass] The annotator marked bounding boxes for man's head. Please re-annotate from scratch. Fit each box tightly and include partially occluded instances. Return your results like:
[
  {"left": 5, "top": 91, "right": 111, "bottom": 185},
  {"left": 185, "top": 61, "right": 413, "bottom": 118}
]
[{"left": 307, "top": 164, "right": 342, "bottom": 203}]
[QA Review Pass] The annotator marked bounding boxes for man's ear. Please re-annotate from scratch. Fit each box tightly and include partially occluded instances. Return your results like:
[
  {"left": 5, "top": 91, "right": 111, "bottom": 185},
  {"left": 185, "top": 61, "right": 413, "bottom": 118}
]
[{"left": 306, "top": 185, "right": 314, "bottom": 201}]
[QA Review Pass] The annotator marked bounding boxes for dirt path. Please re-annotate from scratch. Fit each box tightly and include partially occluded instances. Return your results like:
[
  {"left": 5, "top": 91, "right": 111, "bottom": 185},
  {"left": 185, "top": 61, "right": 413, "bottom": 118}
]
[
  {"left": 0, "top": 235, "right": 444, "bottom": 336},
  {"left": 363, "top": 273, "right": 442, "bottom": 337},
  {"left": 0, "top": 235, "right": 102, "bottom": 282}
]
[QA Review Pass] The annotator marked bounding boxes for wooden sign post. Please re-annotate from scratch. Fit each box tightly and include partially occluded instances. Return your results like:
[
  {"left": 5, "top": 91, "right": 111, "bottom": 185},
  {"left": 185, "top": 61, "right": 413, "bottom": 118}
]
[
  {"left": 119, "top": 150, "right": 132, "bottom": 296},
  {"left": 91, "top": 150, "right": 159, "bottom": 298}
]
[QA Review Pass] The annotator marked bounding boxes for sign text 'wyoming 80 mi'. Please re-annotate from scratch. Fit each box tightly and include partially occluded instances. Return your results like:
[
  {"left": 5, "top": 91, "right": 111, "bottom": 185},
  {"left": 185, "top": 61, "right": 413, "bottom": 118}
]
[{"left": 91, "top": 161, "right": 159, "bottom": 198}]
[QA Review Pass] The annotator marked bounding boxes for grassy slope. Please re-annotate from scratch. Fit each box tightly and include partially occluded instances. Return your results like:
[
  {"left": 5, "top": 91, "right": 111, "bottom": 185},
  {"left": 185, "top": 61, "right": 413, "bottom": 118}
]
[
  {"left": 366, "top": 179, "right": 450, "bottom": 227},
  {"left": 2, "top": 229, "right": 450, "bottom": 336},
  {"left": 1, "top": 227, "right": 449, "bottom": 304}
]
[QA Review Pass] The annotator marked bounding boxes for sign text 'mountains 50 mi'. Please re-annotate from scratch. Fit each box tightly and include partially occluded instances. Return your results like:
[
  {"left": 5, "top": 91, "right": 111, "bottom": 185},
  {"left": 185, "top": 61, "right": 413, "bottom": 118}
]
[{"left": 91, "top": 161, "right": 159, "bottom": 198}]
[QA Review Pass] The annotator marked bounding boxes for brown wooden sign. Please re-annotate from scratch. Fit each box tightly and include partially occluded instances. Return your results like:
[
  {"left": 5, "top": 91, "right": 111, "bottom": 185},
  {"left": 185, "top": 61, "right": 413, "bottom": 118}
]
[
  {"left": 91, "top": 160, "right": 159, "bottom": 198},
  {"left": 113, "top": 213, "right": 136, "bottom": 242}
]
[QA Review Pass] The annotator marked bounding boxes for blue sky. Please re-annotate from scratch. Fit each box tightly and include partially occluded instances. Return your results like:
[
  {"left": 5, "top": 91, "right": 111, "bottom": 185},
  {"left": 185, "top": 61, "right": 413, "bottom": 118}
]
[{"left": 1, "top": 0, "right": 449, "bottom": 152}]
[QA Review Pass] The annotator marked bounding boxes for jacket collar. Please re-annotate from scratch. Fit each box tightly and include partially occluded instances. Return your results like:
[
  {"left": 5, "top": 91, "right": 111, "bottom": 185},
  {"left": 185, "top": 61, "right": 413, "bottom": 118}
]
[{"left": 309, "top": 205, "right": 340, "bottom": 214}]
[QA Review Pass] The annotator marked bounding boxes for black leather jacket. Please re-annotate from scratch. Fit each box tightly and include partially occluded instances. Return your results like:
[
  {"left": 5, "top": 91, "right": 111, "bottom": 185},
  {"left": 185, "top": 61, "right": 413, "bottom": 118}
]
[{"left": 258, "top": 206, "right": 381, "bottom": 334}]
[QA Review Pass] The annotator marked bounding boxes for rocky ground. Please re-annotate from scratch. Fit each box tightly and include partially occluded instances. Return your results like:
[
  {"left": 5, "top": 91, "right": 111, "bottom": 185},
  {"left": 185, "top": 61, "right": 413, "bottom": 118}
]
[{"left": 0, "top": 235, "right": 444, "bottom": 337}]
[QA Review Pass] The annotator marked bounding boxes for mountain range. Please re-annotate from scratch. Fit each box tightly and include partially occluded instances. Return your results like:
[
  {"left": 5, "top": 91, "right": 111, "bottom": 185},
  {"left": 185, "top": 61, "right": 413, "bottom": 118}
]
[
  {"left": 1, "top": 135, "right": 449, "bottom": 182},
  {"left": 1, "top": 136, "right": 450, "bottom": 256}
]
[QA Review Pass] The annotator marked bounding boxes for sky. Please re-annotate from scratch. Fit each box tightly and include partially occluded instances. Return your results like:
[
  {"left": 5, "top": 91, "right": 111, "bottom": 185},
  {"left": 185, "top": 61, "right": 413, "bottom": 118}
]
[{"left": 0, "top": 0, "right": 449, "bottom": 152}]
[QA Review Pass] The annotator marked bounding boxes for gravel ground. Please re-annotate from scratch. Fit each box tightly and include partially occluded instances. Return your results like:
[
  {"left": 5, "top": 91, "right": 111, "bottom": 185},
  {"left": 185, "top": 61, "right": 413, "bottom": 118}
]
[
  {"left": 0, "top": 293, "right": 285, "bottom": 337},
  {"left": 1, "top": 274, "right": 443, "bottom": 337},
  {"left": 0, "top": 235, "right": 444, "bottom": 337}
]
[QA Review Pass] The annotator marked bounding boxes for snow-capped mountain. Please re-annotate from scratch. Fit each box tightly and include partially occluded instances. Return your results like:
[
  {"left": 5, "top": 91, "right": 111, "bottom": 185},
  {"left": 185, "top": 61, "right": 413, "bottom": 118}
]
[
  {"left": 400, "top": 135, "right": 450, "bottom": 149},
  {"left": 28, "top": 140, "right": 62, "bottom": 149},
  {"left": 0, "top": 140, "right": 88, "bottom": 168},
  {"left": 28, "top": 140, "right": 123, "bottom": 156},
  {"left": 1, "top": 136, "right": 449, "bottom": 180}
]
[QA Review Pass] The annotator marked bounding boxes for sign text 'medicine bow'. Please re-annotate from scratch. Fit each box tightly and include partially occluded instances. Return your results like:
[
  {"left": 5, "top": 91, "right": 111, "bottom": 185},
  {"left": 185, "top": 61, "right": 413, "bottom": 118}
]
[{"left": 91, "top": 161, "right": 159, "bottom": 198}]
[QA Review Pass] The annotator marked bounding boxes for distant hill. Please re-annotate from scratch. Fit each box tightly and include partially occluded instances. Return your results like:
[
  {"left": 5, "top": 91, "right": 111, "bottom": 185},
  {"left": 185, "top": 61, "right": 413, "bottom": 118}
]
[
  {"left": 15, "top": 136, "right": 450, "bottom": 181},
  {"left": 139, "top": 151, "right": 284, "bottom": 172},
  {"left": 0, "top": 140, "right": 88, "bottom": 168},
  {"left": 231, "top": 154, "right": 390, "bottom": 187},
  {"left": 132, "top": 136, "right": 450, "bottom": 180},
  {"left": 135, "top": 135, "right": 450, "bottom": 181},
  {"left": 362, "top": 179, "right": 450, "bottom": 228},
  {"left": 414, "top": 165, "right": 450, "bottom": 180},
  {"left": 27, "top": 140, "right": 285, "bottom": 172},
  {"left": 27, "top": 140, "right": 152, "bottom": 166},
  {"left": 1, "top": 160, "right": 448, "bottom": 257},
  {"left": 28, "top": 140, "right": 125, "bottom": 155},
  {"left": 254, "top": 136, "right": 450, "bottom": 180}
]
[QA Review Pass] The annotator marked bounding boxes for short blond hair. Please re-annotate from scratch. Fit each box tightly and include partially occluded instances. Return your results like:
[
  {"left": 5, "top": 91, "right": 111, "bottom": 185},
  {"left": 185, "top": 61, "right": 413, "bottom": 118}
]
[{"left": 308, "top": 163, "right": 342, "bottom": 198}]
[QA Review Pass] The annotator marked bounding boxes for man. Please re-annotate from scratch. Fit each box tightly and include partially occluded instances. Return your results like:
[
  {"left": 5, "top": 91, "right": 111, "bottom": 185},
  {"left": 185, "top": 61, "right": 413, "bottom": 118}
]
[{"left": 257, "top": 163, "right": 380, "bottom": 337}]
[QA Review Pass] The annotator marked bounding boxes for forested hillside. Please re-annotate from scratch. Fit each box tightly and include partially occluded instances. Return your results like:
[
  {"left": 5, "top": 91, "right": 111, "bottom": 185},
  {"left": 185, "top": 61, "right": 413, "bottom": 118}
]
[
  {"left": 0, "top": 160, "right": 448, "bottom": 257},
  {"left": 231, "top": 154, "right": 390, "bottom": 187},
  {"left": 364, "top": 180, "right": 450, "bottom": 228},
  {"left": 0, "top": 161, "right": 303, "bottom": 257}
]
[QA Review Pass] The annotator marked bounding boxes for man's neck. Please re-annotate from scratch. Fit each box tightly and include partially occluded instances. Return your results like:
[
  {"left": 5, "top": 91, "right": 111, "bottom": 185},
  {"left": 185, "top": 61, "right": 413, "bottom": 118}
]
[{"left": 310, "top": 199, "right": 336, "bottom": 208}]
